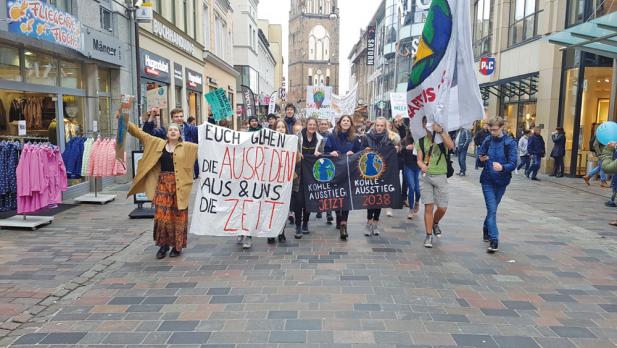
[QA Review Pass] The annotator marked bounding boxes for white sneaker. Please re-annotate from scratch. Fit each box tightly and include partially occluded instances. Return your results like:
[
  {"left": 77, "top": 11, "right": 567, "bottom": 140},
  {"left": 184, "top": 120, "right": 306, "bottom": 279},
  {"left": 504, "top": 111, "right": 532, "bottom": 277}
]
[
  {"left": 372, "top": 225, "right": 380, "bottom": 236},
  {"left": 242, "top": 236, "right": 252, "bottom": 249},
  {"left": 236, "top": 235, "right": 244, "bottom": 244},
  {"left": 365, "top": 223, "right": 372, "bottom": 236},
  {"left": 407, "top": 210, "right": 414, "bottom": 220},
  {"left": 386, "top": 209, "right": 393, "bottom": 217}
]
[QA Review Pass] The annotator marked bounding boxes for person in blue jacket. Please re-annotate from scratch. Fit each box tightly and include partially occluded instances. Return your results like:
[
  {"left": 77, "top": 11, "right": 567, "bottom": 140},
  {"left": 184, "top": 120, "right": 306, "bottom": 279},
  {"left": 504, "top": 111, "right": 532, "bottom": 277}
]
[
  {"left": 324, "top": 115, "right": 363, "bottom": 240},
  {"left": 142, "top": 107, "right": 199, "bottom": 177},
  {"left": 525, "top": 126, "right": 545, "bottom": 181},
  {"left": 477, "top": 117, "right": 518, "bottom": 253}
]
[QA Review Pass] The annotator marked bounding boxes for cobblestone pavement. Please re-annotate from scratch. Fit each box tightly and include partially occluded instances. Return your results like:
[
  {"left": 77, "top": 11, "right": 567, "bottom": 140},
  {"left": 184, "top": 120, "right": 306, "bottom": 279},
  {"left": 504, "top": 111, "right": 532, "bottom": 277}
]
[{"left": 1, "top": 162, "right": 617, "bottom": 348}]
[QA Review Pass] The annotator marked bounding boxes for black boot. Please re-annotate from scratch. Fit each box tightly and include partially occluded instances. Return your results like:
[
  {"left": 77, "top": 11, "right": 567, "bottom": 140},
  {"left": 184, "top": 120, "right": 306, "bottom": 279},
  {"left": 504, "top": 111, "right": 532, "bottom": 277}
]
[
  {"left": 267, "top": 237, "right": 276, "bottom": 244},
  {"left": 326, "top": 213, "right": 333, "bottom": 225},
  {"left": 339, "top": 224, "right": 348, "bottom": 240},
  {"left": 294, "top": 225, "right": 303, "bottom": 239},
  {"left": 156, "top": 245, "right": 169, "bottom": 259},
  {"left": 278, "top": 231, "right": 286, "bottom": 243},
  {"left": 169, "top": 248, "right": 181, "bottom": 257}
]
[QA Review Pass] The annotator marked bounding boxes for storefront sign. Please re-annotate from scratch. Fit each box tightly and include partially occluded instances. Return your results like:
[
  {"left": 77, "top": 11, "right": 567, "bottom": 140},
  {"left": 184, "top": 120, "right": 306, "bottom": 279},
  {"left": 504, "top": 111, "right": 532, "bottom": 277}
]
[
  {"left": 173, "top": 63, "right": 183, "bottom": 86},
  {"left": 152, "top": 15, "right": 196, "bottom": 55},
  {"left": 140, "top": 49, "right": 170, "bottom": 83},
  {"left": 367, "top": 25, "right": 376, "bottom": 66},
  {"left": 7, "top": 0, "right": 82, "bottom": 51},
  {"left": 185, "top": 68, "right": 203, "bottom": 93},
  {"left": 189, "top": 123, "right": 298, "bottom": 237},
  {"left": 84, "top": 29, "right": 125, "bottom": 65},
  {"left": 205, "top": 88, "right": 233, "bottom": 121},
  {"left": 480, "top": 56, "right": 496, "bottom": 76}
]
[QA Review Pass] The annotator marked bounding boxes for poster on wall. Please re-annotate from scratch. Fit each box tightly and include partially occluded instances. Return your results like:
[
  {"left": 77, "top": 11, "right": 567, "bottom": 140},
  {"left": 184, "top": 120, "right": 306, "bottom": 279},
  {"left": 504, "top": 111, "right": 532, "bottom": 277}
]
[
  {"left": 306, "top": 86, "right": 335, "bottom": 121},
  {"left": 301, "top": 147, "right": 402, "bottom": 213},
  {"left": 146, "top": 86, "right": 168, "bottom": 110},
  {"left": 189, "top": 124, "right": 298, "bottom": 237},
  {"left": 7, "top": 0, "right": 82, "bottom": 51}
]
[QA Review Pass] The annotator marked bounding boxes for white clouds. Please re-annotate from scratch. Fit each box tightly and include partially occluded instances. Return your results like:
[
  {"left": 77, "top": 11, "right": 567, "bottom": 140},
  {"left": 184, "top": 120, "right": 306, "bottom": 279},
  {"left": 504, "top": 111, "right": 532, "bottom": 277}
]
[{"left": 257, "top": 0, "right": 381, "bottom": 95}]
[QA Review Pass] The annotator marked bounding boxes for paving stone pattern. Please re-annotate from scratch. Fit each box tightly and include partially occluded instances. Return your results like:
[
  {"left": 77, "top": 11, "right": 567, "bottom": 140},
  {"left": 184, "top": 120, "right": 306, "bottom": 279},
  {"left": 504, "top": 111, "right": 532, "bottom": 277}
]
[{"left": 1, "top": 163, "right": 617, "bottom": 347}]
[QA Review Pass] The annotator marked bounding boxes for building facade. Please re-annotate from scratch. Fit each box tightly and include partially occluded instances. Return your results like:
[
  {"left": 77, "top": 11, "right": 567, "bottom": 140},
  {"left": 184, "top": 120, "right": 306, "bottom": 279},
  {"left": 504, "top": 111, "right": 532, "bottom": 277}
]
[
  {"left": 0, "top": 0, "right": 137, "bottom": 197},
  {"left": 256, "top": 28, "right": 276, "bottom": 113},
  {"left": 258, "top": 20, "right": 285, "bottom": 95},
  {"left": 231, "top": 0, "right": 260, "bottom": 116},
  {"left": 139, "top": 1, "right": 206, "bottom": 125},
  {"left": 475, "top": 0, "right": 616, "bottom": 175},
  {"left": 202, "top": 0, "right": 238, "bottom": 123},
  {"left": 288, "top": 0, "right": 340, "bottom": 111}
]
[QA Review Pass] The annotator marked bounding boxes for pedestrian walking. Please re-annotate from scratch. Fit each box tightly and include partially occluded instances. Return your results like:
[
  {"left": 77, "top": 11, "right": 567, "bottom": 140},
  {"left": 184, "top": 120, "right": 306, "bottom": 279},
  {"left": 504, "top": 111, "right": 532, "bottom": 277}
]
[
  {"left": 584, "top": 123, "right": 609, "bottom": 187},
  {"left": 473, "top": 122, "right": 490, "bottom": 170},
  {"left": 121, "top": 113, "right": 198, "bottom": 259},
  {"left": 401, "top": 127, "right": 421, "bottom": 219},
  {"left": 550, "top": 127, "right": 566, "bottom": 177},
  {"left": 416, "top": 117, "right": 455, "bottom": 248},
  {"left": 526, "top": 127, "right": 545, "bottom": 181},
  {"left": 393, "top": 116, "right": 409, "bottom": 211},
  {"left": 293, "top": 117, "right": 322, "bottom": 239},
  {"left": 516, "top": 129, "right": 531, "bottom": 174},
  {"left": 599, "top": 142, "right": 617, "bottom": 225},
  {"left": 477, "top": 117, "right": 518, "bottom": 253},
  {"left": 316, "top": 118, "right": 334, "bottom": 224},
  {"left": 361, "top": 117, "right": 400, "bottom": 236},
  {"left": 324, "top": 115, "right": 363, "bottom": 240},
  {"left": 455, "top": 127, "right": 472, "bottom": 176}
]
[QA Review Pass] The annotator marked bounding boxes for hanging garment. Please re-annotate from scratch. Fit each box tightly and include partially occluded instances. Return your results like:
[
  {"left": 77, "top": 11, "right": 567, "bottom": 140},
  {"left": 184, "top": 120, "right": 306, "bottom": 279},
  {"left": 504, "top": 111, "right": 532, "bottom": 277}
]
[
  {"left": 86, "top": 138, "right": 126, "bottom": 177},
  {"left": 0, "top": 99, "right": 7, "bottom": 131},
  {"left": 9, "top": 99, "right": 24, "bottom": 122},
  {"left": 80, "top": 138, "right": 94, "bottom": 177},
  {"left": 0, "top": 141, "right": 20, "bottom": 211}
]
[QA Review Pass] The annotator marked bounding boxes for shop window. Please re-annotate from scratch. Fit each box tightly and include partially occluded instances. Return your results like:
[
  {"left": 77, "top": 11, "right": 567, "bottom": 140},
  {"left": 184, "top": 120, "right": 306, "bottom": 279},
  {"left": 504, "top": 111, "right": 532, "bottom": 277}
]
[
  {"left": 98, "top": 68, "right": 111, "bottom": 93},
  {"left": 100, "top": 6, "right": 113, "bottom": 33},
  {"left": 473, "top": 0, "right": 493, "bottom": 58},
  {"left": 0, "top": 91, "right": 56, "bottom": 139},
  {"left": 24, "top": 51, "right": 58, "bottom": 86},
  {"left": 187, "top": 91, "right": 201, "bottom": 123},
  {"left": 98, "top": 96, "right": 112, "bottom": 136},
  {"left": 175, "top": 86, "right": 183, "bottom": 108},
  {"left": 60, "top": 61, "right": 82, "bottom": 89},
  {"left": 0, "top": 45, "right": 21, "bottom": 82},
  {"left": 508, "top": 0, "right": 539, "bottom": 46}
]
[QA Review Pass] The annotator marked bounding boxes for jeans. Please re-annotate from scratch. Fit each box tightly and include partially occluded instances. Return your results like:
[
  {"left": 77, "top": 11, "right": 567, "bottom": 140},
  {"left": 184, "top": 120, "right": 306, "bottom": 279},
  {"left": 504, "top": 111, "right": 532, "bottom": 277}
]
[
  {"left": 482, "top": 183, "right": 507, "bottom": 242},
  {"left": 367, "top": 209, "right": 381, "bottom": 221},
  {"left": 292, "top": 187, "right": 310, "bottom": 227},
  {"left": 527, "top": 155, "right": 542, "bottom": 178},
  {"left": 403, "top": 165, "right": 421, "bottom": 209},
  {"left": 552, "top": 156, "right": 564, "bottom": 176},
  {"left": 587, "top": 160, "right": 607, "bottom": 181},
  {"left": 517, "top": 155, "right": 530, "bottom": 172},
  {"left": 458, "top": 146, "right": 469, "bottom": 174}
]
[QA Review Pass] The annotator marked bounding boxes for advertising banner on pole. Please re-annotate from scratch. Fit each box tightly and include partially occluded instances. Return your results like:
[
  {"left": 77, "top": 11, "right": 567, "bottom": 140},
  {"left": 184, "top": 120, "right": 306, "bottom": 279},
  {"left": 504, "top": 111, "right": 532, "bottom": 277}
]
[{"left": 189, "top": 124, "right": 298, "bottom": 237}]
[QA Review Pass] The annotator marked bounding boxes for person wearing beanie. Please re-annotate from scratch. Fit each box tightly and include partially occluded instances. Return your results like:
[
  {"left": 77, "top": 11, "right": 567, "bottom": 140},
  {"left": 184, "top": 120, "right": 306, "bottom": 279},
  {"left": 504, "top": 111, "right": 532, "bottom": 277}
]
[{"left": 248, "top": 116, "right": 262, "bottom": 132}]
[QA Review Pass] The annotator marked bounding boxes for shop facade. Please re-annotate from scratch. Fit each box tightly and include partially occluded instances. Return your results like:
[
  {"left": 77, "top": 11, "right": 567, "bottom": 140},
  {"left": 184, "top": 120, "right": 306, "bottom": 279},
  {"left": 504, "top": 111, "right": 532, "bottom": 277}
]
[
  {"left": 138, "top": 13, "right": 205, "bottom": 126},
  {"left": 0, "top": 0, "right": 136, "bottom": 197}
]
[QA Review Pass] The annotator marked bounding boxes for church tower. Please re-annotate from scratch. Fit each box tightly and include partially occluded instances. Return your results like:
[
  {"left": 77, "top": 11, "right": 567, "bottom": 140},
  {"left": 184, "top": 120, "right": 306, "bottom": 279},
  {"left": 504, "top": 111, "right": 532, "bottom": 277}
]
[{"left": 288, "top": 0, "right": 340, "bottom": 112}]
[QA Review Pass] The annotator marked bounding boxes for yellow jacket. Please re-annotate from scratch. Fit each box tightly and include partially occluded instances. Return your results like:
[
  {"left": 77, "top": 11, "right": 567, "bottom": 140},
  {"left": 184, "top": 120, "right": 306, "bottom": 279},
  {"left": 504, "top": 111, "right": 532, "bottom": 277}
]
[{"left": 126, "top": 122, "right": 198, "bottom": 210}]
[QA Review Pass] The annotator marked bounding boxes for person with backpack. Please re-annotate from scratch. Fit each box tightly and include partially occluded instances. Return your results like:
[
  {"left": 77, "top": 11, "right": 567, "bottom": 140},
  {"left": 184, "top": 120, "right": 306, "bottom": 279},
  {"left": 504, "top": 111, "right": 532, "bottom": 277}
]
[
  {"left": 477, "top": 117, "right": 518, "bottom": 253},
  {"left": 417, "top": 117, "right": 455, "bottom": 248}
]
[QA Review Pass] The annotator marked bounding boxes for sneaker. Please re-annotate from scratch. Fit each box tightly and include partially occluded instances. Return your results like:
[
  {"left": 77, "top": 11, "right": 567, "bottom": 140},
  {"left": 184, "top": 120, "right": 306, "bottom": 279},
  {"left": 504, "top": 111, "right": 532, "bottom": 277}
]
[
  {"left": 531, "top": 177, "right": 540, "bottom": 181},
  {"left": 483, "top": 226, "right": 489, "bottom": 242},
  {"left": 278, "top": 231, "right": 286, "bottom": 243},
  {"left": 372, "top": 225, "right": 380, "bottom": 236},
  {"left": 407, "top": 211, "right": 414, "bottom": 220},
  {"left": 267, "top": 237, "right": 276, "bottom": 244},
  {"left": 242, "top": 236, "right": 252, "bottom": 249},
  {"left": 606, "top": 201, "right": 617, "bottom": 207},
  {"left": 487, "top": 240, "right": 499, "bottom": 253},
  {"left": 515, "top": 169, "right": 519, "bottom": 174},
  {"left": 316, "top": 212, "right": 322, "bottom": 219},
  {"left": 386, "top": 209, "right": 393, "bottom": 217},
  {"left": 424, "top": 234, "right": 433, "bottom": 248},
  {"left": 339, "top": 224, "right": 348, "bottom": 240},
  {"left": 169, "top": 248, "right": 181, "bottom": 257},
  {"left": 583, "top": 175, "right": 591, "bottom": 186},
  {"left": 236, "top": 235, "right": 245, "bottom": 244},
  {"left": 601, "top": 181, "right": 610, "bottom": 188},
  {"left": 302, "top": 224, "right": 310, "bottom": 235},
  {"left": 294, "top": 225, "right": 303, "bottom": 239},
  {"left": 365, "top": 223, "right": 372, "bottom": 236},
  {"left": 288, "top": 215, "right": 295, "bottom": 225},
  {"left": 433, "top": 224, "right": 443, "bottom": 238}
]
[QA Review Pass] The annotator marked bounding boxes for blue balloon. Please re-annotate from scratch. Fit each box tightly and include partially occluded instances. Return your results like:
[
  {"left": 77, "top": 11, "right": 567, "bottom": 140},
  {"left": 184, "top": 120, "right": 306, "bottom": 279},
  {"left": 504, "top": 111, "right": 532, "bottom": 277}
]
[{"left": 596, "top": 121, "right": 617, "bottom": 145}]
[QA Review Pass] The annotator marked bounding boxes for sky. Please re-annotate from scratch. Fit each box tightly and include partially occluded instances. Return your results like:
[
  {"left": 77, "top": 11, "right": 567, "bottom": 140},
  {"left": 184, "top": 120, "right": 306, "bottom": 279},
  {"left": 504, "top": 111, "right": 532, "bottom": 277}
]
[{"left": 258, "top": 0, "right": 382, "bottom": 95}]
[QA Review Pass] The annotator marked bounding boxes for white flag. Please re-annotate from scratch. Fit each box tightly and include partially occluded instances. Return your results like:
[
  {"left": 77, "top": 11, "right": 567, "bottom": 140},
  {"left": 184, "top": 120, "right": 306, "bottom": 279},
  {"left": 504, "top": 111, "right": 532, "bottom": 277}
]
[{"left": 406, "top": 0, "right": 483, "bottom": 142}]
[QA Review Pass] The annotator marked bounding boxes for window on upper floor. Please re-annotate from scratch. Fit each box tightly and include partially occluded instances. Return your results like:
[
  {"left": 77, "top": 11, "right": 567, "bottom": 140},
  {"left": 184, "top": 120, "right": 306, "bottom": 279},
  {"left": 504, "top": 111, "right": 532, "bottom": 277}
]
[
  {"left": 100, "top": 6, "right": 113, "bottom": 33},
  {"left": 182, "top": 0, "right": 188, "bottom": 33},
  {"left": 567, "top": 0, "right": 617, "bottom": 27},
  {"left": 473, "top": 0, "right": 493, "bottom": 58},
  {"left": 308, "top": 68, "right": 313, "bottom": 86},
  {"left": 193, "top": 0, "right": 198, "bottom": 39},
  {"left": 308, "top": 25, "right": 330, "bottom": 61},
  {"left": 48, "top": 0, "right": 72, "bottom": 13},
  {"left": 215, "top": 16, "right": 226, "bottom": 58},
  {"left": 249, "top": 25, "right": 253, "bottom": 48},
  {"left": 508, "top": 0, "right": 539, "bottom": 47},
  {"left": 153, "top": 0, "right": 162, "bottom": 13},
  {"left": 203, "top": 3, "right": 210, "bottom": 50}
]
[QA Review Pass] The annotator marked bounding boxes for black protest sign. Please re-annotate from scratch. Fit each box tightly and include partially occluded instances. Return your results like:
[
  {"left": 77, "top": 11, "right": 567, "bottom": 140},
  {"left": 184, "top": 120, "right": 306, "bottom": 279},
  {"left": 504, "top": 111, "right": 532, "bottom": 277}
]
[{"left": 302, "top": 146, "right": 401, "bottom": 212}]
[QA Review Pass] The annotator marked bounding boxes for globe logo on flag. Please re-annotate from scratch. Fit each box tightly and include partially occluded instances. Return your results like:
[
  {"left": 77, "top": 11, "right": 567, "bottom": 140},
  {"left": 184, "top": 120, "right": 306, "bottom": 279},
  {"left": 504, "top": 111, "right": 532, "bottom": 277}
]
[
  {"left": 358, "top": 151, "right": 385, "bottom": 180},
  {"left": 313, "top": 158, "right": 336, "bottom": 182},
  {"left": 480, "top": 57, "right": 496, "bottom": 76},
  {"left": 407, "top": 0, "right": 453, "bottom": 90}
]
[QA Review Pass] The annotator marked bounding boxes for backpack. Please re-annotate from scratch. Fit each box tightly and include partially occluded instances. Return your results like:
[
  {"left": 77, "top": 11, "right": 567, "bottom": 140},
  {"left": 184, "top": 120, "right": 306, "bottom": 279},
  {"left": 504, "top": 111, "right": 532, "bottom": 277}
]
[{"left": 419, "top": 137, "right": 454, "bottom": 178}]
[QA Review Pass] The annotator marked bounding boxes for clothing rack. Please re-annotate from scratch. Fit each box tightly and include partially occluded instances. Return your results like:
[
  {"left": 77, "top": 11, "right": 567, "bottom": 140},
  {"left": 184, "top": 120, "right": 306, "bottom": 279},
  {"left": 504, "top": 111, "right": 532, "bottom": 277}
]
[
  {"left": 0, "top": 137, "right": 54, "bottom": 230},
  {"left": 73, "top": 134, "right": 117, "bottom": 205}
]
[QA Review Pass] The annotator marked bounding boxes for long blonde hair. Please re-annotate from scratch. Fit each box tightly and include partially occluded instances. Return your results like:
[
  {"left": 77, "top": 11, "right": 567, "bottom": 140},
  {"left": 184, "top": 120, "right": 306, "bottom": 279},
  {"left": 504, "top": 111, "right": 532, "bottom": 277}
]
[{"left": 374, "top": 117, "right": 400, "bottom": 144}]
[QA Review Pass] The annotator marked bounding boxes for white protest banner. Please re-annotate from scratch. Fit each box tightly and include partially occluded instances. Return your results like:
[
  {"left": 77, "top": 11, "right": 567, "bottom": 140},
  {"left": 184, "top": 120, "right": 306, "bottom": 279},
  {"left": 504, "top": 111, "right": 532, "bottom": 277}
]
[
  {"left": 306, "top": 86, "right": 335, "bottom": 121},
  {"left": 331, "top": 84, "right": 358, "bottom": 120},
  {"left": 390, "top": 92, "right": 407, "bottom": 119},
  {"left": 406, "top": 0, "right": 483, "bottom": 142},
  {"left": 190, "top": 124, "right": 298, "bottom": 237}
]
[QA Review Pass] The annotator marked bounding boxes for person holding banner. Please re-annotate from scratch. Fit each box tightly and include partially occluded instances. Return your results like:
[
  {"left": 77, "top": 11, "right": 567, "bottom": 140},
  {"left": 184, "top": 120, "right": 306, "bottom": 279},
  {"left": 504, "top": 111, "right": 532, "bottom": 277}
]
[
  {"left": 316, "top": 119, "right": 334, "bottom": 224},
  {"left": 361, "top": 117, "right": 400, "bottom": 236},
  {"left": 293, "top": 117, "right": 323, "bottom": 239},
  {"left": 416, "top": 117, "right": 454, "bottom": 248},
  {"left": 119, "top": 113, "right": 198, "bottom": 259},
  {"left": 324, "top": 115, "right": 363, "bottom": 240}
]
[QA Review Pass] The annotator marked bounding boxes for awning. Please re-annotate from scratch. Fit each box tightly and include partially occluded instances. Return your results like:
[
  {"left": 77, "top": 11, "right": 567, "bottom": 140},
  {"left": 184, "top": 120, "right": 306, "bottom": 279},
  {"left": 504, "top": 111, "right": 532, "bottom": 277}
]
[
  {"left": 547, "top": 12, "right": 617, "bottom": 58},
  {"left": 479, "top": 72, "right": 539, "bottom": 101}
]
